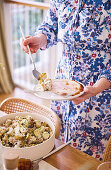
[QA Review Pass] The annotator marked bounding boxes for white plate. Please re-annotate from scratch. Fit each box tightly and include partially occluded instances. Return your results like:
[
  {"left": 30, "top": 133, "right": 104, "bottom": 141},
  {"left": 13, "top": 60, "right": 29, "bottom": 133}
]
[
  {"left": 32, "top": 79, "right": 85, "bottom": 101},
  {"left": 33, "top": 90, "right": 84, "bottom": 101}
]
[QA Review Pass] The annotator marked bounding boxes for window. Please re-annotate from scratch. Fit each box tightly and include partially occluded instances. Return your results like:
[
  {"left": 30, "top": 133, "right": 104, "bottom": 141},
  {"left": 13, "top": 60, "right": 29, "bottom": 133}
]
[
  {"left": 4, "top": 0, "right": 62, "bottom": 89},
  {"left": 11, "top": 4, "right": 44, "bottom": 89}
]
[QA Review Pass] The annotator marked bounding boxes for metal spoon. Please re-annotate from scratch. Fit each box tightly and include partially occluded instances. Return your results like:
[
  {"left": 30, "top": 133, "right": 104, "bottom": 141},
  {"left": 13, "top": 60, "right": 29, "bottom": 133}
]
[{"left": 20, "top": 26, "right": 41, "bottom": 80}]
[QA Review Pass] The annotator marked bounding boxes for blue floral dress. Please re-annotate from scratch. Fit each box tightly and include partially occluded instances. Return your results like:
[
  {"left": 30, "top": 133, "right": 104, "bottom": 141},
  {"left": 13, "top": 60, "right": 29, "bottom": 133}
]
[{"left": 37, "top": 0, "right": 111, "bottom": 161}]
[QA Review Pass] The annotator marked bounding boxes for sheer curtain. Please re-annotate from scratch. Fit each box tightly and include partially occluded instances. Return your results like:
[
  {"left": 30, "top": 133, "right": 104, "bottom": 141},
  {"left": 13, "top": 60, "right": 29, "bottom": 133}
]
[{"left": 0, "top": 0, "right": 14, "bottom": 93}]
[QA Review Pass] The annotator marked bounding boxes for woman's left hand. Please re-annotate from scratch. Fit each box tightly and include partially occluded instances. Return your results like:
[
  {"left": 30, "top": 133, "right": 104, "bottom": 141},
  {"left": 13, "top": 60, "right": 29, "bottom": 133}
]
[
  {"left": 72, "top": 86, "right": 97, "bottom": 105},
  {"left": 72, "top": 78, "right": 110, "bottom": 105}
]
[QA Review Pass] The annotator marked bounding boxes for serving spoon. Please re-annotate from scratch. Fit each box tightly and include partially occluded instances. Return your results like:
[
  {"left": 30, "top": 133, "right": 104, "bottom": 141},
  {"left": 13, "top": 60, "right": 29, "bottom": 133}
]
[{"left": 20, "top": 26, "right": 41, "bottom": 80}]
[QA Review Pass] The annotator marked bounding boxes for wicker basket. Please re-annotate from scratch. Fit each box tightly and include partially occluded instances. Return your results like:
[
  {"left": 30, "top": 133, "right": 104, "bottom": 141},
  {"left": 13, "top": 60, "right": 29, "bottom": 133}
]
[
  {"left": 0, "top": 97, "right": 61, "bottom": 139},
  {"left": 103, "top": 136, "right": 111, "bottom": 162}
]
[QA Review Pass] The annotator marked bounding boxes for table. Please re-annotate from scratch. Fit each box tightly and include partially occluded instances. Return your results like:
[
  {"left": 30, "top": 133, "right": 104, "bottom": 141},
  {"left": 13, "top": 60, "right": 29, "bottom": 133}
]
[
  {"left": 45, "top": 139, "right": 101, "bottom": 170},
  {"left": 0, "top": 111, "right": 101, "bottom": 170}
]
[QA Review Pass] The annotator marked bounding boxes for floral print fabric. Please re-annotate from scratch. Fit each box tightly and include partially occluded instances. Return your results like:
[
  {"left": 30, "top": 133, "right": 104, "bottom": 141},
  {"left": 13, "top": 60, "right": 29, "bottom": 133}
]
[{"left": 37, "top": 0, "right": 111, "bottom": 161}]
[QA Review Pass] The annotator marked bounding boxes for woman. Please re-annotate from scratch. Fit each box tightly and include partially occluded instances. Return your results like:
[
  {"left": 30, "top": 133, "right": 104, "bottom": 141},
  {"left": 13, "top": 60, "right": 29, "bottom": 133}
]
[{"left": 21, "top": 0, "right": 111, "bottom": 161}]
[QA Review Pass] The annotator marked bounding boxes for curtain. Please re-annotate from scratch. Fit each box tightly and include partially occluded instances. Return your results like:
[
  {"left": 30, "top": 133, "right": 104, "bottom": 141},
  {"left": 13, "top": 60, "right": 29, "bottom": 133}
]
[{"left": 0, "top": 0, "right": 14, "bottom": 93}]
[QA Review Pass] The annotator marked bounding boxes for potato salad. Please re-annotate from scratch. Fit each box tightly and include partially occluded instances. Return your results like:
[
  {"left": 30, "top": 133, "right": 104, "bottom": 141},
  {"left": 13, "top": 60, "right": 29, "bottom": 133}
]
[{"left": 0, "top": 115, "right": 53, "bottom": 148}]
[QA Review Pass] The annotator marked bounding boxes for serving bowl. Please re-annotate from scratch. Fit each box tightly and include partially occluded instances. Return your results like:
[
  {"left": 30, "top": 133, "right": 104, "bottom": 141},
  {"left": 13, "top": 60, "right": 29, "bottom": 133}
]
[{"left": 0, "top": 112, "right": 55, "bottom": 160}]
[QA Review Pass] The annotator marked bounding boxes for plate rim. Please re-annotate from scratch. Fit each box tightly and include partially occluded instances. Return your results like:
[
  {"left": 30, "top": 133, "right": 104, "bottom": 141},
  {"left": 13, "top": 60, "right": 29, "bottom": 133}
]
[{"left": 34, "top": 79, "right": 85, "bottom": 101}]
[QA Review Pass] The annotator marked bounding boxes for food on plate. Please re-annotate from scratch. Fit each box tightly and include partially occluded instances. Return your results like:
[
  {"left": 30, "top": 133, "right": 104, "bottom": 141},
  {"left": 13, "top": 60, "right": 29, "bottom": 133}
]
[
  {"left": 37, "top": 73, "right": 52, "bottom": 91},
  {"left": 38, "top": 73, "right": 47, "bottom": 81},
  {"left": 44, "top": 78, "right": 52, "bottom": 91},
  {"left": 0, "top": 115, "right": 53, "bottom": 148},
  {"left": 37, "top": 78, "right": 52, "bottom": 91},
  {"left": 51, "top": 79, "right": 84, "bottom": 96},
  {"left": 37, "top": 73, "right": 84, "bottom": 97}
]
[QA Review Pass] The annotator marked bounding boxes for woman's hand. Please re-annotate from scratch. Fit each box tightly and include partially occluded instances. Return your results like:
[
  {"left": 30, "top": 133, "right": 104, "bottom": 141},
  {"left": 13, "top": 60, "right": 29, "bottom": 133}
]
[
  {"left": 20, "top": 34, "right": 47, "bottom": 54},
  {"left": 72, "top": 78, "right": 110, "bottom": 105},
  {"left": 72, "top": 86, "right": 96, "bottom": 105}
]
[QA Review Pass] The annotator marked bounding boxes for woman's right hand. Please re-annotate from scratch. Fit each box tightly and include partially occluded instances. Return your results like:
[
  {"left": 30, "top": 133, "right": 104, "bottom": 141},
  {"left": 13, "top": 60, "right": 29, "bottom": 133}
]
[{"left": 20, "top": 34, "right": 47, "bottom": 54}]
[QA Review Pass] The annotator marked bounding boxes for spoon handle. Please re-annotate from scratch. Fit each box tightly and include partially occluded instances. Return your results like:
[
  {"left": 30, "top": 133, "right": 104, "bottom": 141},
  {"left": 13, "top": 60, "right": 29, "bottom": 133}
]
[
  {"left": 32, "top": 139, "right": 72, "bottom": 164},
  {"left": 43, "top": 139, "right": 72, "bottom": 159},
  {"left": 20, "top": 26, "right": 36, "bottom": 69}
]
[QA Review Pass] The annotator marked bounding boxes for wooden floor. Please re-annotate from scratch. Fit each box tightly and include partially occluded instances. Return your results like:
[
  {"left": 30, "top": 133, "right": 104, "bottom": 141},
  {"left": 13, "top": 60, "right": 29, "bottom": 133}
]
[{"left": 0, "top": 87, "right": 50, "bottom": 108}]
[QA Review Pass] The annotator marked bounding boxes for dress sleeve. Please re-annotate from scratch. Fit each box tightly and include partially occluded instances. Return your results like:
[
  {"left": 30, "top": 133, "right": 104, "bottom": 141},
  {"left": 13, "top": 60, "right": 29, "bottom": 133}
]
[
  {"left": 97, "top": 1, "right": 111, "bottom": 83},
  {"left": 36, "top": 0, "right": 58, "bottom": 48},
  {"left": 99, "top": 66, "right": 111, "bottom": 83}
]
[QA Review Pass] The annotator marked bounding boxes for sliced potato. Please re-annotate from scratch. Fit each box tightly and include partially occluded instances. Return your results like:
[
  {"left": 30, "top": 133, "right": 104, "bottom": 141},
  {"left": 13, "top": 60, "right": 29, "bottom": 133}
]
[
  {"left": 34, "top": 129, "right": 41, "bottom": 139},
  {"left": 35, "top": 120, "right": 41, "bottom": 128},
  {"left": 43, "top": 132, "right": 50, "bottom": 140}
]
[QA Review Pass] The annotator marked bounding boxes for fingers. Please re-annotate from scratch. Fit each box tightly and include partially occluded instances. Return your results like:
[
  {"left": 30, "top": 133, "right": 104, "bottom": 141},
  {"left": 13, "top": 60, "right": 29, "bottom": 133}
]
[
  {"left": 23, "top": 36, "right": 38, "bottom": 46},
  {"left": 20, "top": 36, "right": 38, "bottom": 54},
  {"left": 72, "top": 97, "right": 83, "bottom": 105},
  {"left": 20, "top": 37, "right": 29, "bottom": 53},
  {"left": 71, "top": 87, "right": 88, "bottom": 105},
  {"left": 23, "top": 37, "right": 31, "bottom": 46},
  {"left": 72, "top": 88, "right": 92, "bottom": 105},
  {"left": 84, "top": 86, "right": 89, "bottom": 92},
  {"left": 29, "top": 48, "right": 38, "bottom": 54}
]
